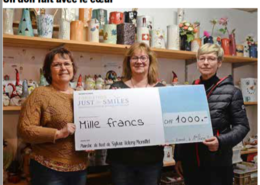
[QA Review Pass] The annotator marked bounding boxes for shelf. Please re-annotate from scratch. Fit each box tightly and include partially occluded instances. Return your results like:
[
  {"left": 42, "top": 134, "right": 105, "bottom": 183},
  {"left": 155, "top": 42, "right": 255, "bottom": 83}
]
[
  {"left": 241, "top": 148, "right": 257, "bottom": 155},
  {"left": 244, "top": 102, "right": 257, "bottom": 106},
  {"left": 3, "top": 106, "right": 21, "bottom": 111},
  {"left": 3, "top": 34, "right": 258, "bottom": 63}
]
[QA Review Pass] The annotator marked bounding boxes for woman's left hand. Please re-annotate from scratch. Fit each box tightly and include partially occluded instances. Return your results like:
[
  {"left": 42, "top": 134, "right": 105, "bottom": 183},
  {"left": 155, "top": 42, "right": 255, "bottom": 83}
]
[{"left": 203, "top": 136, "right": 219, "bottom": 152}]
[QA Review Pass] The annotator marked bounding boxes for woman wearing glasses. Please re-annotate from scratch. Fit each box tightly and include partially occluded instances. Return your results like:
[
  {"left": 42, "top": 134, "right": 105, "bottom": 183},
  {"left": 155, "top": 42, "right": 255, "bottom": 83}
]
[
  {"left": 174, "top": 43, "right": 250, "bottom": 185},
  {"left": 18, "top": 48, "right": 88, "bottom": 185},
  {"left": 107, "top": 42, "right": 164, "bottom": 185}
]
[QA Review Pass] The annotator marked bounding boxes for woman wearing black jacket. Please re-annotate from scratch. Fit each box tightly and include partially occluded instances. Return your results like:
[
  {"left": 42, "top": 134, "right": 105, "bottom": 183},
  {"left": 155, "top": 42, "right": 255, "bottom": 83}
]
[{"left": 174, "top": 43, "right": 250, "bottom": 185}]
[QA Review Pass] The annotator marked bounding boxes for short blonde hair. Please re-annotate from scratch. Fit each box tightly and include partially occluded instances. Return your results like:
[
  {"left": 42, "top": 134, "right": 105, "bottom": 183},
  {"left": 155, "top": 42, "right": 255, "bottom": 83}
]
[
  {"left": 197, "top": 43, "right": 224, "bottom": 61},
  {"left": 122, "top": 42, "right": 159, "bottom": 84}
]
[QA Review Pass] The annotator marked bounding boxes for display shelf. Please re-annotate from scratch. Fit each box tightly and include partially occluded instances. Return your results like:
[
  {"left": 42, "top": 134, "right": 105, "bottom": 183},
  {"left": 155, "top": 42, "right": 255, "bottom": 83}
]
[
  {"left": 3, "top": 34, "right": 258, "bottom": 63},
  {"left": 244, "top": 102, "right": 258, "bottom": 106},
  {"left": 241, "top": 148, "right": 257, "bottom": 155},
  {"left": 3, "top": 106, "right": 21, "bottom": 111}
]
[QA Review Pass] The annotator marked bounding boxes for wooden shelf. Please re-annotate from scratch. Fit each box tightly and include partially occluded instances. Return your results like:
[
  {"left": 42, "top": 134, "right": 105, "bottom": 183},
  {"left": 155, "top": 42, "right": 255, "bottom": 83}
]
[
  {"left": 241, "top": 148, "right": 257, "bottom": 155},
  {"left": 3, "top": 106, "right": 21, "bottom": 111},
  {"left": 244, "top": 102, "right": 257, "bottom": 106},
  {"left": 3, "top": 34, "right": 258, "bottom": 63}
]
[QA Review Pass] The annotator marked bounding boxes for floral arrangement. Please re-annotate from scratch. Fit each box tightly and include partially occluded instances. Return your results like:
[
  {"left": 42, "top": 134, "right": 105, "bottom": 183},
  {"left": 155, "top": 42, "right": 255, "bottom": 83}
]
[
  {"left": 246, "top": 36, "right": 256, "bottom": 46},
  {"left": 218, "top": 17, "right": 235, "bottom": 37},
  {"left": 179, "top": 21, "right": 198, "bottom": 43}
]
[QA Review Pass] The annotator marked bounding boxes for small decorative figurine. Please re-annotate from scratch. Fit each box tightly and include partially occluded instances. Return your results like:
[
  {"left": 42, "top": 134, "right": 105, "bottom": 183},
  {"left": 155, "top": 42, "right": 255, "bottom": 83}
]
[
  {"left": 240, "top": 78, "right": 257, "bottom": 102},
  {"left": 85, "top": 76, "right": 95, "bottom": 90},
  {"left": 21, "top": 80, "right": 29, "bottom": 104},
  {"left": 15, "top": 69, "right": 22, "bottom": 96},
  {"left": 76, "top": 75, "right": 84, "bottom": 91},
  {"left": 172, "top": 71, "right": 179, "bottom": 85},
  {"left": 39, "top": 68, "right": 48, "bottom": 86},
  {"left": 8, "top": 83, "right": 22, "bottom": 106},
  {"left": 106, "top": 70, "right": 117, "bottom": 81},
  {"left": 95, "top": 76, "right": 104, "bottom": 90}
]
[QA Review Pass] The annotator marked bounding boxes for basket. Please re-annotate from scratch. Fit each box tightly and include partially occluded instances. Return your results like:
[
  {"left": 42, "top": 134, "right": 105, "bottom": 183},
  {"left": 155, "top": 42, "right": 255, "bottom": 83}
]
[{"left": 233, "top": 162, "right": 257, "bottom": 185}]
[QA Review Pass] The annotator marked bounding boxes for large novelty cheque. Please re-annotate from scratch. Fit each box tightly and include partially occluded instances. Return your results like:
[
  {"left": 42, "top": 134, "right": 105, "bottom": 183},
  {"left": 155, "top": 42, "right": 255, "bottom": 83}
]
[{"left": 74, "top": 85, "right": 213, "bottom": 151}]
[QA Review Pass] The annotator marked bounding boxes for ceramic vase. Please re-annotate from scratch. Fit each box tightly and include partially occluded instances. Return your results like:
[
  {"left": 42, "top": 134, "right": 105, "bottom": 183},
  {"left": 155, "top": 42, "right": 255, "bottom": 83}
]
[
  {"left": 79, "top": 8, "right": 92, "bottom": 41},
  {"left": 117, "top": 23, "right": 135, "bottom": 45},
  {"left": 180, "top": 35, "right": 191, "bottom": 51},
  {"left": 124, "top": 11, "right": 137, "bottom": 25},
  {"left": 103, "top": 24, "right": 117, "bottom": 44},
  {"left": 249, "top": 45, "right": 257, "bottom": 58},
  {"left": 109, "top": 12, "right": 124, "bottom": 25},
  {"left": 37, "top": 14, "right": 54, "bottom": 38},
  {"left": 229, "top": 33, "right": 237, "bottom": 56},
  {"left": 88, "top": 19, "right": 99, "bottom": 43},
  {"left": 18, "top": 8, "right": 34, "bottom": 37},
  {"left": 151, "top": 29, "right": 166, "bottom": 49},
  {"left": 236, "top": 44, "right": 244, "bottom": 57},
  {"left": 194, "top": 25, "right": 200, "bottom": 39},
  {"left": 92, "top": 9, "right": 108, "bottom": 40},
  {"left": 191, "top": 38, "right": 201, "bottom": 52},
  {"left": 243, "top": 41, "right": 249, "bottom": 57},
  {"left": 167, "top": 25, "right": 180, "bottom": 50},
  {"left": 221, "top": 38, "right": 230, "bottom": 55},
  {"left": 137, "top": 27, "right": 150, "bottom": 46},
  {"left": 58, "top": 9, "right": 76, "bottom": 40},
  {"left": 3, "top": 9, "right": 14, "bottom": 35},
  {"left": 79, "top": 8, "right": 92, "bottom": 27},
  {"left": 137, "top": 15, "right": 153, "bottom": 31},
  {"left": 70, "top": 21, "right": 84, "bottom": 41},
  {"left": 59, "top": 19, "right": 70, "bottom": 40},
  {"left": 203, "top": 36, "right": 214, "bottom": 44}
]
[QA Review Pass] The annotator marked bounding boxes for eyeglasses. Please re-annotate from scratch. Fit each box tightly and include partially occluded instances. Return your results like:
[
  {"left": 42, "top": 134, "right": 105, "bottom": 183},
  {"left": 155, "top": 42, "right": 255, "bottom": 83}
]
[
  {"left": 198, "top": 57, "right": 218, "bottom": 63},
  {"left": 51, "top": 62, "right": 73, "bottom": 69},
  {"left": 130, "top": 55, "right": 149, "bottom": 62}
]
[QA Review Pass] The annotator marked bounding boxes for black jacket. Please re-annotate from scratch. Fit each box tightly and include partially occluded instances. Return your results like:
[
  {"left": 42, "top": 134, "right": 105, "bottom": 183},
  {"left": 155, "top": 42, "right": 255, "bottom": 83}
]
[{"left": 174, "top": 75, "right": 250, "bottom": 166}]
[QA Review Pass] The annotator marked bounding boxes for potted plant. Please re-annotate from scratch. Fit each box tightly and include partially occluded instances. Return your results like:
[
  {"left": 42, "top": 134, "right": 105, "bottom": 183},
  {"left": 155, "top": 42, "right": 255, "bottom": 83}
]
[
  {"left": 179, "top": 21, "right": 198, "bottom": 51},
  {"left": 218, "top": 17, "right": 236, "bottom": 56},
  {"left": 246, "top": 36, "right": 257, "bottom": 58}
]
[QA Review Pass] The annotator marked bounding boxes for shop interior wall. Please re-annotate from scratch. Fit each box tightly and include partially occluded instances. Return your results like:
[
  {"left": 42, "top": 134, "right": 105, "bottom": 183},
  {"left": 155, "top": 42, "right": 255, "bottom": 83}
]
[{"left": 4, "top": 8, "right": 258, "bottom": 155}]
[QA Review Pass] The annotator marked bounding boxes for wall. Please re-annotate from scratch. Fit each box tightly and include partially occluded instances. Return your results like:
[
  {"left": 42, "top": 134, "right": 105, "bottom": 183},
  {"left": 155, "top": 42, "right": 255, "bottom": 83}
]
[{"left": 4, "top": 8, "right": 258, "bottom": 155}]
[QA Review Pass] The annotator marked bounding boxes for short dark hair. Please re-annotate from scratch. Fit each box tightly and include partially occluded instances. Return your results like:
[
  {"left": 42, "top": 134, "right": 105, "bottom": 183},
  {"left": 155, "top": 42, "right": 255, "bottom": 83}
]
[{"left": 43, "top": 48, "right": 77, "bottom": 84}]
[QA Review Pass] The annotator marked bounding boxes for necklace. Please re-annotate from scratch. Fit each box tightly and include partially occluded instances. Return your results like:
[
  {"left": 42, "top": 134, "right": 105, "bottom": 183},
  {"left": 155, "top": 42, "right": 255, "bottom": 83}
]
[{"left": 130, "top": 79, "right": 149, "bottom": 88}]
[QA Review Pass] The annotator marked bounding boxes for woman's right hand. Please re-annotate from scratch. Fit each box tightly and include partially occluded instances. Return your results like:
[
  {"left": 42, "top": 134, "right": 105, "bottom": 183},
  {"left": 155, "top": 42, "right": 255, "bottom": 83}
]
[
  {"left": 175, "top": 161, "right": 183, "bottom": 178},
  {"left": 55, "top": 123, "right": 75, "bottom": 140}
]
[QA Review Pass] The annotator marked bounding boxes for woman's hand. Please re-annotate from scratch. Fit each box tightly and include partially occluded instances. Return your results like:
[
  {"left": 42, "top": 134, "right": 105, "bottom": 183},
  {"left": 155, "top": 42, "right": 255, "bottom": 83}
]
[
  {"left": 55, "top": 123, "right": 76, "bottom": 140},
  {"left": 175, "top": 161, "right": 183, "bottom": 178},
  {"left": 203, "top": 136, "right": 219, "bottom": 152}
]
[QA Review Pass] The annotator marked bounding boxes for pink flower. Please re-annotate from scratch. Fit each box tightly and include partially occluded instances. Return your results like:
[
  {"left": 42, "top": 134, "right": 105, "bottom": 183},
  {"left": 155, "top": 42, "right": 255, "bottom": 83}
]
[
  {"left": 204, "top": 31, "right": 210, "bottom": 38},
  {"left": 219, "top": 17, "right": 228, "bottom": 26},
  {"left": 183, "top": 26, "right": 188, "bottom": 30}
]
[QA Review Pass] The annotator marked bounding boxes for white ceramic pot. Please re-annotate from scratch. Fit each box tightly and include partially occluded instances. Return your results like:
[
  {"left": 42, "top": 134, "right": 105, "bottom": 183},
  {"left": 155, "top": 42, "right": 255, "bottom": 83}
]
[
  {"left": 167, "top": 25, "right": 180, "bottom": 50},
  {"left": 3, "top": 9, "right": 14, "bottom": 35},
  {"left": 137, "top": 15, "right": 153, "bottom": 31},
  {"left": 151, "top": 29, "right": 166, "bottom": 49},
  {"left": 59, "top": 19, "right": 70, "bottom": 40},
  {"left": 37, "top": 14, "right": 54, "bottom": 38},
  {"left": 88, "top": 19, "right": 99, "bottom": 43},
  {"left": 137, "top": 27, "right": 150, "bottom": 46}
]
